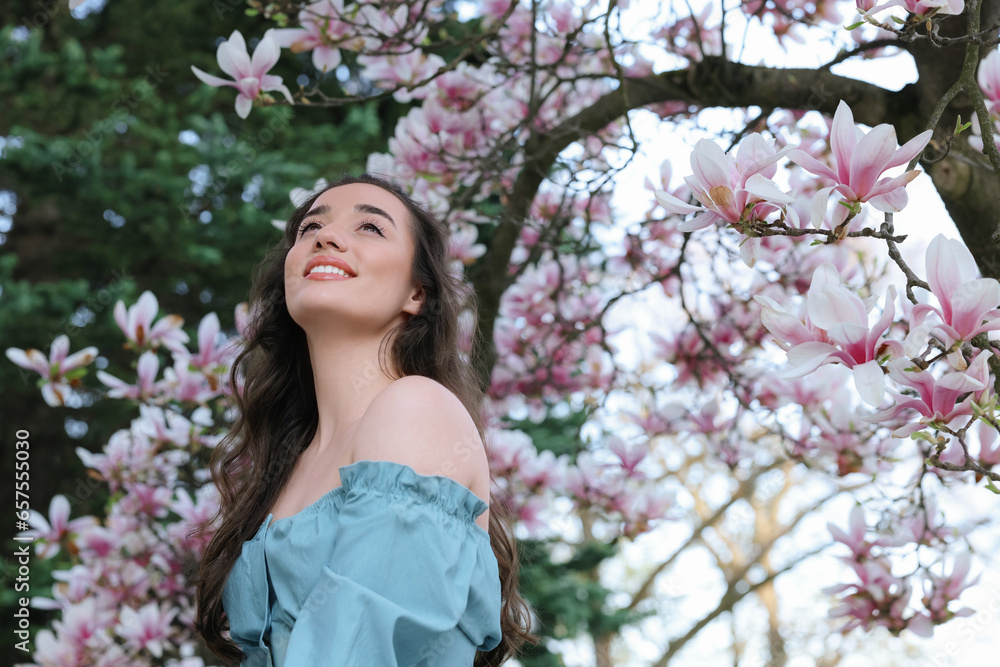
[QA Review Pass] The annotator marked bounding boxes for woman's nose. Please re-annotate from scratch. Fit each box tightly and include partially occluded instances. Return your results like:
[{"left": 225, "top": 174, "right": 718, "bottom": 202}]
[{"left": 315, "top": 223, "right": 346, "bottom": 249}]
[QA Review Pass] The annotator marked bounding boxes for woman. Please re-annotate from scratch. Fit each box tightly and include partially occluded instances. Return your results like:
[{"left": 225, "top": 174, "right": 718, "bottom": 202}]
[{"left": 191, "top": 174, "right": 533, "bottom": 666}]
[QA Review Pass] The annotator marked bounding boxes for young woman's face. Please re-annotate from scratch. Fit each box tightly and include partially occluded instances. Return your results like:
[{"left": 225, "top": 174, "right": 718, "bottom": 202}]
[{"left": 284, "top": 183, "right": 422, "bottom": 334}]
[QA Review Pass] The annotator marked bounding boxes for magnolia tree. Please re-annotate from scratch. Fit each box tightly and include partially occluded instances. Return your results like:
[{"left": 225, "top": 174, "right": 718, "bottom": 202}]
[{"left": 9, "top": 0, "right": 1000, "bottom": 664}]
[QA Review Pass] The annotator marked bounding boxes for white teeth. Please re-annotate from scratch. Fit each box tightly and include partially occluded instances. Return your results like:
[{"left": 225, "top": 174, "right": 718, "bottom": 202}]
[{"left": 308, "top": 265, "right": 352, "bottom": 277}]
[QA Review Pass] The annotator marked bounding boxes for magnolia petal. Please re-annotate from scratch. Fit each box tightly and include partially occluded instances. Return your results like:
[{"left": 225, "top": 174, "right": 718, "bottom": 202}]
[
  {"left": 114, "top": 299, "right": 128, "bottom": 336},
  {"left": 252, "top": 30, "right": 282, "bottom": 75},
  {"left": 736, "top": 133, "right": 773, "bottom": 175},
  {"left": 853, "top": 359, "right": 885, "bottom": 407},
  {"left": 868, "top": 186, "right": 909, "bottom": 212},
  {"left": 826, "top": 321, "right": 869, "bottom": 348},
  {"left": 689, "top": 139, "right": 731, "bottom": 191},
  {"left": 830, "top": 101, "right": 858, "bottom": 181},
  {"left": 906, "top": 613, "right": 934, "bottom": 638},
  {"left": 137, "top": 350, "right": 160, "bottom": 389},
  {"left": 810, "top": 262, "right": 842, "bottom": 291},
  {"left": 217, "top": 31, "right": 252, "bottom": 80},
  {"left": 868, "top": 285, "right": 898, "bottom": 344},
  {"left": 235, "top": 93, "right": 253, "bottom": 119},
  {"left": 808, "top": 284, "right": 867, "bottom": 330},
  {"left": 41, "top": 382, "right": 65, "bottom": 407},
  {"left": 781, "top": 341, "right": 838, "bottom": 378},
  {"left": 269, "top": 27, "right": 309, "bottom": 48},
  {"left": 135, "top": 291, "right": 159, "bottom": 329},
  {"left": 936, "top": 370, "right": 985, "bottom": 396},
  {"left": 676, "top": 210, "right": 718, "bottom": 232},
  {"left": 864, "top": 395, "right": 923, "bottom": 424},
  {"left": 313, "top": 46, "right": 342, "bottom": 73},
  {"left": 739, "top": 236, "right": 760, "bottom": 268},
  {"left": 893, "top": 421, "right": 928, "bottom": 438},
  {"left": 61, "top": 346, "right": 98, "bottom": 372},
  {"left": 926, "top": 235, "right": 977, "bottom": 318},
  {"left": 49, "top": 495, "right": 70, "bottom": 531},
  {"left": 96, "top": 369, "right": 129, "bottom": 389},
  {"left": 885, "top": 129, "right": 933, "bottom": 171},
  {"left": 190, "top": 66, "right": 235, "bottom": 89},
  {"left": 788, "top": 150, "right": 839, "bottom": 182},
  {"left": 744, "top": 173, "right": 795, "bottom": 205},
  {"left": 49, "top": 335, "right": 70, "bottom": 365},
  {"left": 740, "top": 139, "right": 792, "bottom": 182},
  {"left": 260, "top": 76, "right": 294, "bottom": 104},
  {"left": 849, "top": 123, "right": 897, "bottom": 198},
  {"left": 5, "top": 347, "right": 48, "bottom": 374},
  {"left": 655, "top": 188, "right": 703, "bottom": 215},
  {"left": 939, "top": 438, "right": 966, "bottom": 465},
  {"left": 757, "top": 298, "right": 815, "bottom": 347},
  {"left": 197, "top": 313, "right": 221, "bottom": 356},
  {"left": 809, "top": 186, "right": 835, "bottom": 228},
  {"left": 951, "top": 278, "right": 1000, "bottom": 340}
]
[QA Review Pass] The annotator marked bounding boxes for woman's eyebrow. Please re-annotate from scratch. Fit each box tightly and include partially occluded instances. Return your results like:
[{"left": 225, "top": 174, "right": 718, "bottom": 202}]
[
  {"left": 354, "top": 203, "right": 397, "bottom": 229},
  {"left": 303, "top": 203, "right": 397, "bottom": 229}
]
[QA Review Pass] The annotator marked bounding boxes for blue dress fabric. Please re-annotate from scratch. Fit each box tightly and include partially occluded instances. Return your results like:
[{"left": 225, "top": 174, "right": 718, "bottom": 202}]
[{"left": 222, "top": 459, "right": 503, "bottom": 667}]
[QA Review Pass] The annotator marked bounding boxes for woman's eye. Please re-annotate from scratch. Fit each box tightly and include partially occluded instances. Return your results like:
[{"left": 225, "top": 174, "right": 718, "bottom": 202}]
[
  {"left": 298, "top": 221, "right": 321, "bottom": 237},
  {"left": 298, "top": 220, "right": 385, "bottom": 238}
]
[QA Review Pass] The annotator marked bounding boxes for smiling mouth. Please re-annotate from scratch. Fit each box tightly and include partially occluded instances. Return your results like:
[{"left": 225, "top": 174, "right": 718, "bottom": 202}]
[{"left": 306, "top": 265, "right": 355, "bottom": 279}]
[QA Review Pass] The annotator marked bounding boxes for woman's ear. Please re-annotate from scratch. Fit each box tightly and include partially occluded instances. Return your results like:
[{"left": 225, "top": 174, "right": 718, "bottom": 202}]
[{"left": 403, "top": 284, "right": 424, "bottom": 318}]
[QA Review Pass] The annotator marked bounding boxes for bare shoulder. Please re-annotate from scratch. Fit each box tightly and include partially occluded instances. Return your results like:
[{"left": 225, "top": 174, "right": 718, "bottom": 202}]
[{"left": 352, "top": 376, "right": 490, "bottom": 501}]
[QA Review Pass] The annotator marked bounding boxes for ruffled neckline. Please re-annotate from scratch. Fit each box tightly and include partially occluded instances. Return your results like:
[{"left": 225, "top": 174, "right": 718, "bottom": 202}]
[{"left": 252, "top": 459, "right": 490, "bottom": 539}]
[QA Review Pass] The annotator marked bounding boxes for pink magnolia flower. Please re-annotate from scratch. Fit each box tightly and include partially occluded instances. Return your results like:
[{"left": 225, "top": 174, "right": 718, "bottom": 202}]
[
  {"left": 33, "top": 626, "right": 81, "bottom": 665},
  {"left": 608, "top": 436, "right": 648, "bottom": 478},
  {"left": 978, "top": 48, "right": 1000, "bottom": 116},
  {"left": 863, "top": 0, "right": 964, "bottom": 18},
  {"left": 788, "top": 101, "right": 932, "bottom": 223},
  {"left": 96, "top": 350, "right": 165, "bottom": 401},
  {"left": 911, "top": 234, "right": 1000, "bottom": 346},
  {"left": 900, "top": 0, "right": 965, "bottom": 15},
  {"left": 828, "top": 505, "right": 873, "bottom": 559},
  {"left": 357, "top": 50, "right": 447, "bottom": 103},
  {"left": 622, "top": 483, "right": 675, "bottom": 536},
  {"left": 115, "top": 601, "right": 177, "bottom": 658},
  {"left": 923, "top": 553, "right": 978, "bottom": 623},
  {"left": 655, "top": 134, "right": 794, "bottom": 232},
  {"left": 655, "top": 134, "right": 794, "bottom": 267},
  {"left": 825, "top": 556, "right": 923, "bottom": 635},
  {"left": 976, "top": 419, "right": 1000, "bottom": 466},
  {"left": 174, "top": 312, "right": 227, "bottom": 373},
  {"left": 270, "top": 0, "right": 347, "bottom": 74},
  {"left": 113, "top": 291, "right": 189, "bottom": 354},
  {"left": 18, "top": 495, "right": 99, "bottom": 559},
  {"left": 449, "top": 222, "right": 487, "bottom": 265},
  {"left": 757, "top": 262, "right": 902, "bottom": 406},
  {"left": 965, "top": 349, "right": 995, "bottom": 407},
  {"left": 190, "top": 29, "right": 294, "bottom": 119},
  {"left": 866, "top": 358, "right": 985, "bottom": 437},
  {"left": 5, "top": 334, "right": 98, "bottom": 407},
  {"left": 162, "top": 355, "right": 219, "bottom": 403}
]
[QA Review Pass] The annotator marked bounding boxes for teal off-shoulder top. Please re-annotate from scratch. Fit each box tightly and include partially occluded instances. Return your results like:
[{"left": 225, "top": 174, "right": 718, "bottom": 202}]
[{"left": 221, "top": 459, "right": 503, "bottom": 667}]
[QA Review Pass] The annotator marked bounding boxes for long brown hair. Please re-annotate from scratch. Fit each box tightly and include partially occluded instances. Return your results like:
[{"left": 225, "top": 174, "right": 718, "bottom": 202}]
[{"left": 190, "top": 173, "right": 534, "bottom": 665}]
